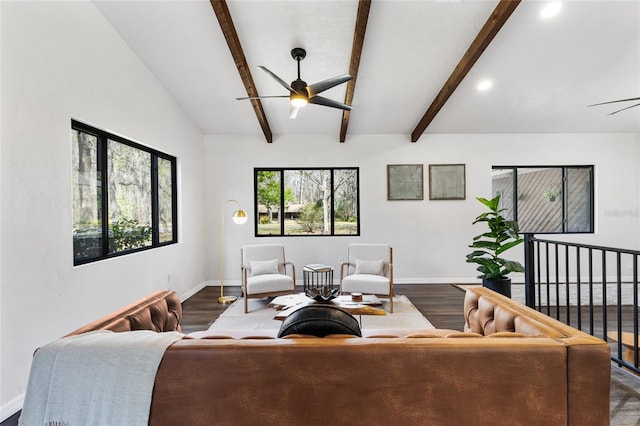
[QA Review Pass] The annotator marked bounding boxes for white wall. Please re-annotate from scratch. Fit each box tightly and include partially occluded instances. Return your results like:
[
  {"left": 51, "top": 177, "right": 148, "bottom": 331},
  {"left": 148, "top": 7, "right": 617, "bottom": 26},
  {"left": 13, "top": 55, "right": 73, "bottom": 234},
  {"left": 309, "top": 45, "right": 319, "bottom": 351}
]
[
  {"left": 0, "top": 2, "right": 207, "bottom": 419},
  {"left": 2, "top": 1, "right": 639, "bottom": 421},
  {"left": 203, "top": 132, "right": 640, "bottom": 285}
]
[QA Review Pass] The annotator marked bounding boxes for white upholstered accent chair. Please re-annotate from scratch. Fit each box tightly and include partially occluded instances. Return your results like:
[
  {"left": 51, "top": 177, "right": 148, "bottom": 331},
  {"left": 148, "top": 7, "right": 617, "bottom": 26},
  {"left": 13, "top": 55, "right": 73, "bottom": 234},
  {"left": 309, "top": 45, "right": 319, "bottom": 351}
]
[
  {"left": 340, "top": 244, "right": 394, "bottom": 313},
  {"left": 241, "top": 244, "right": 296, "bottom": 313}
]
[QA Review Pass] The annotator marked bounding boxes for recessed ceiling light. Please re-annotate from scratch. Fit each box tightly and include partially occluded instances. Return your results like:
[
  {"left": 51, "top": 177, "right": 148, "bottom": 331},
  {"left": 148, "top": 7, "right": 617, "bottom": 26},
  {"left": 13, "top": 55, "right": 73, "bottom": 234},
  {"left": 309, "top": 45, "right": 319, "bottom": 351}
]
[
  {"left": 477, "top": 80, "right": 493, "bottom": 91},
  {"left": 540, "top": 2, "right": 562, "bottom": 19}
]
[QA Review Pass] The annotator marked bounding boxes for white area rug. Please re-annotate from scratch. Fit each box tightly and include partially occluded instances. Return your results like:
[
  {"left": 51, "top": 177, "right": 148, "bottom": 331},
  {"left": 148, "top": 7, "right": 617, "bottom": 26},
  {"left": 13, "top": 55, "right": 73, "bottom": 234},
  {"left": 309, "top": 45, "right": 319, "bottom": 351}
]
[{"left": 208, "top": 295, "right": 434, "bottom": 335}]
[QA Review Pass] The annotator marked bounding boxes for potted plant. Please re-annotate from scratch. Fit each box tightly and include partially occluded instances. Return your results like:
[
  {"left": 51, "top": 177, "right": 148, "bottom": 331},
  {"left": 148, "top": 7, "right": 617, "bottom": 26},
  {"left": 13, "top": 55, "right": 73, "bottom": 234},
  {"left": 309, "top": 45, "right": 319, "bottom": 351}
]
[
  {"left": 542, "top": 189, "right": 560, "bottom": 202},
  {"left": 466, "top": 195, "right": 524, "bottom": 297}
]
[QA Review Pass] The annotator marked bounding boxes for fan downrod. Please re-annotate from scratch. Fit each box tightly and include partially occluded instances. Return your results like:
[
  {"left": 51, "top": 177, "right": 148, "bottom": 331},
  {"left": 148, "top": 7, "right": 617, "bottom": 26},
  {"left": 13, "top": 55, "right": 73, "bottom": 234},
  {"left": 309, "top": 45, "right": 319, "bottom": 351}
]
[{"left": 291, "top": 48, "right": 306, "bottom": 62}]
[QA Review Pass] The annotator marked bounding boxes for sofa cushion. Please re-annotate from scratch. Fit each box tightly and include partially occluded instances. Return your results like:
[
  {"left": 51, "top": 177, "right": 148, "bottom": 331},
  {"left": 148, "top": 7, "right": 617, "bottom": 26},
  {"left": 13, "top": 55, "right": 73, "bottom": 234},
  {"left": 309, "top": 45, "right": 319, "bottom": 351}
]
[
  {"left": 277, "top": 305, "right": 362, "bottom": 338},
  {"left": 246, "top": 274, "right": 294, "bottom": 294},
  {"left": 341, "top": 274, "right": 389, "bottom": 294}
]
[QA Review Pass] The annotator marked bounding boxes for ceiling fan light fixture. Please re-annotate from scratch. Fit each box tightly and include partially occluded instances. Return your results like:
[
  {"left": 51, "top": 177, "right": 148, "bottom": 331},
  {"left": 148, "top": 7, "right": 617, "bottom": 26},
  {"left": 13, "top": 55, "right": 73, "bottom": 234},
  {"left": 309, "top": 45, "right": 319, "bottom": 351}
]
[{"left": 290, "top": 94, "right": 308, "bottom": 108}]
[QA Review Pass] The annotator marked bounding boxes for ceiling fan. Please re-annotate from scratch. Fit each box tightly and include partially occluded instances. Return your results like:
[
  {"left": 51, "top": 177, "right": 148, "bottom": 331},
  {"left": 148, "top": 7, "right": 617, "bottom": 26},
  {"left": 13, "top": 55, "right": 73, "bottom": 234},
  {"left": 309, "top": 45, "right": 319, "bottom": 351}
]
[
  {"left": 236, "top": 47, "right": 352, "bottom": 119},
  {"left": 588, "top": 97, "right": 640, "bottom": 115}
]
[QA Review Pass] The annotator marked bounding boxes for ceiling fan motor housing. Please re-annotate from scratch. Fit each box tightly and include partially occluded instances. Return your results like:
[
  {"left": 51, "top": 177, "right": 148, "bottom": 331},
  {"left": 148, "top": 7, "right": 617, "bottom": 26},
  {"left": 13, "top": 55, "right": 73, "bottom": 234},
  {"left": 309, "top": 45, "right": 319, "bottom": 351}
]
[{"left": 291, "top": 79, "right": 308, "bottom": 98}]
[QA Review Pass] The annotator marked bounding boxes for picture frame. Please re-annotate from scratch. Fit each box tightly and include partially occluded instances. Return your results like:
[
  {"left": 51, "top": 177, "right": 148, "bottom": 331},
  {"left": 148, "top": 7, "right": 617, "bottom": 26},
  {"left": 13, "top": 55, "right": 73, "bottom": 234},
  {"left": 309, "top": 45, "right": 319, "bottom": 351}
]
[
  {"left": 387, "top": 164, "right": 423, "bottom": 201},
  {"left": 429, "top": 164, "right": 466, "bottom": 200}
]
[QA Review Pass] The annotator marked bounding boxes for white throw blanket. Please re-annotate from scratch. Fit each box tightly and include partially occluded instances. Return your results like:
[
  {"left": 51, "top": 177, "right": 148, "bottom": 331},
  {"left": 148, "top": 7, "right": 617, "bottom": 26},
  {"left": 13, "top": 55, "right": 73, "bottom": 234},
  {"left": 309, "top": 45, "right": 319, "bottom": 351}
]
[{"left": 19, "top": 330, "right": 183, "bottom": 426}]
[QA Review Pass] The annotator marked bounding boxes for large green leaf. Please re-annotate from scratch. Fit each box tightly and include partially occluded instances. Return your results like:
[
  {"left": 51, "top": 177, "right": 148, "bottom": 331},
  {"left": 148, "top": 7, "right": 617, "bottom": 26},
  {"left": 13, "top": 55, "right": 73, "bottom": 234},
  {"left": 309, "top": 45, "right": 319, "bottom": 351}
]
[
  {"left": 470, "top": 240, "right": 500, "bottom": 250},
  {"left": 466, "top": 194, "right": 523, "bottom": 280},
  {"left": 495, "top": 239, "right": 524, "bottom": 255},
  {"left": 503, "top": 260, "right": 524, "bottom": 273}
]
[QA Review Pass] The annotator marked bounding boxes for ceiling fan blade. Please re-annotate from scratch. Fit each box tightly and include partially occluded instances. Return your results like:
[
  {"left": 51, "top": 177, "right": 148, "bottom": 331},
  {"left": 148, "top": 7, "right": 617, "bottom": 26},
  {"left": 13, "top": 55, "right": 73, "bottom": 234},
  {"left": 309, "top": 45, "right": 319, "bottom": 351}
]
[
  {"left": 308, "top": 96, "right": 352, "bottom": 111},
  {"left": 307, "top": 74, "right": 352, "bottom": 98},
  {"left": 608, "top": 102, "right": 640, "bottom": 115},
  {"left": 235, "top": 95, "right": 289, "bottom": 100},
  {"left": 257, "top": 66, "right": 297, "bottom": 93},
  {"left": 289, "top": 105, "right": 300, "bottom": 119},
  {"left": 588, "top": 97, "right": 640, "bottom": 107}
]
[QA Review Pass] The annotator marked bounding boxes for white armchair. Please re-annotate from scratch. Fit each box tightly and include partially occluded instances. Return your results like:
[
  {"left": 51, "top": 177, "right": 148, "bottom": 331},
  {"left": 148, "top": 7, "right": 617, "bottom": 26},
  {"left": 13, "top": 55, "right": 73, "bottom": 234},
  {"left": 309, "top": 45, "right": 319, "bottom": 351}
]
[
  {"left": 340, "top": 244, "right": 394, "bottom": 312},
  {"left": 241, "top": 244, "right": 296, "bottom": 313}
]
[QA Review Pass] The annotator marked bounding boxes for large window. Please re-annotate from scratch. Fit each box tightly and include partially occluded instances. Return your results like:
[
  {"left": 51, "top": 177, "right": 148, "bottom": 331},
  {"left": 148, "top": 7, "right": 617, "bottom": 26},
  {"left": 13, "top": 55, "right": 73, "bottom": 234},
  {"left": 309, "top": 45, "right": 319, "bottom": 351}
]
[
  {"left": 72, "top": 120, "right": 177, "bottom": 265},
  {"left": 255, "top": 168, "right": 359, "bottom": 236},
  {"left": 492, "top": 165, "right": 594, "bottom": 233}
]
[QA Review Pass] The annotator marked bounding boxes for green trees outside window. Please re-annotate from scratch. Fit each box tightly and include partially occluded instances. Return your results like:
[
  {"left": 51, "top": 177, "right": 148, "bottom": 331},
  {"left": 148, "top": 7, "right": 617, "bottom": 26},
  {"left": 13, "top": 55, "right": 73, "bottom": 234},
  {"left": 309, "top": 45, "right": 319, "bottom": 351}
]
[
  {"left": 255, "top": 168, "right": 359, "bottom": 236},
  {"left": 72, "top": 120, "right": 177, "bottom": 265}
]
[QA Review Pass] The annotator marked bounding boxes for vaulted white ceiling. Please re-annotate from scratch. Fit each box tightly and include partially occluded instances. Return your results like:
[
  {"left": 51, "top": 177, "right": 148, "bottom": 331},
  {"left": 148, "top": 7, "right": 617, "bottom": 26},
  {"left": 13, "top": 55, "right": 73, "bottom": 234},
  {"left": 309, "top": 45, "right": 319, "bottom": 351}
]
[{"left": 93, "top": 0, "right": 640, "bottom": 142}]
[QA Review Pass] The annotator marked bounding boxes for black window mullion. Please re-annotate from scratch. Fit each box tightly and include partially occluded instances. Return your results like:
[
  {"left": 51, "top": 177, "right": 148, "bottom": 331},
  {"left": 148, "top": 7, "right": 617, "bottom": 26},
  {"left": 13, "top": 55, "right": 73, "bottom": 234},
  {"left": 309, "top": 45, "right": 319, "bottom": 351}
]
[
  {"left": 279, "top": 170, "right": 285, "bottom": 235},
  {"left": 562, "top": 167, "right": 567, "bottom": 232},
  {"left": 513, "top": 167, "right": 518, "bottom": 222},
  {"left": 151, "top": 155, "right": 159, "bottom": 246},
  {"left": 330, "top": 170, "right": 335, "bottom": 235},
  {"left": 253, "top": 168, "right": 259, "bottom": 236},
  {"left": 355, "top": 169, "right": 361, "bottom": 235},
  {"left": 170, "top": 158, "right": 178, "bottom": 242},
  {"left": 99, "top": 134, "right": 109, "bottom": 257},
  {"left": 589, "top": 167, "right": 595, "bottom": 231}
]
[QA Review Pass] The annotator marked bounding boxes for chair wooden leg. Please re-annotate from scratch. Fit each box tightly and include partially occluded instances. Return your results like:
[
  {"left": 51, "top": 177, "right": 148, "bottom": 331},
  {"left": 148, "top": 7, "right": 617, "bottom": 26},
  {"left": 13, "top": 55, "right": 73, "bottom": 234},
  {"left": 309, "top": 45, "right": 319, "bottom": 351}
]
[
  {"left": 245, "top": 295, "right": 248, "bottom": 313},
  {"left": 390, "top": 295, "right": 393, "bottom": 313}
]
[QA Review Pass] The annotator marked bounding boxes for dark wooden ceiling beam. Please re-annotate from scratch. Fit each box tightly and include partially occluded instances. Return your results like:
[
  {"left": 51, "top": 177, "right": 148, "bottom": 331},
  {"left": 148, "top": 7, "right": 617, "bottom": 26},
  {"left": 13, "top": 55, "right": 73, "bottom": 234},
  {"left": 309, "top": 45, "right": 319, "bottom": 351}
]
[
  {"left": 210, "top": 0, "right": 273, "bottom": 143},
  {"left": 340, "top": 0, "right": 371, "bottom": 143},
  {"left": 410, "top": 0, "right": 521, "bottom": 142}
]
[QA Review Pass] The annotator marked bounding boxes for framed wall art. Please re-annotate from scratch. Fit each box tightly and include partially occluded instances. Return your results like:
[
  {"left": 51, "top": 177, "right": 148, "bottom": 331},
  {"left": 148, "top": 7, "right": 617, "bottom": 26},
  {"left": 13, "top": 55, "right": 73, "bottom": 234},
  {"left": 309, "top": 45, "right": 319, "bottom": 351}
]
[
  {"left": 387, "top": 164, "right": 423, "bottom": 201},
  {"left": 429, "top": 164, "right": 466, "bottom": 200}
]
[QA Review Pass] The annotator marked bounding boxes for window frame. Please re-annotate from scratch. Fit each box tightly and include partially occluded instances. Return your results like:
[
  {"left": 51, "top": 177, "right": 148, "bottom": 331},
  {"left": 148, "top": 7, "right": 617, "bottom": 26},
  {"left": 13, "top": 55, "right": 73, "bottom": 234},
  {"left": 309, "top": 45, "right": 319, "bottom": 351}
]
[
  {"left": 72, "top": 120, "right": 178, "bottom": 265},
  {"left": 254, "top": 167, "right": 360, "bottom": 237},
  {"left": 492, "top": 165, "right": 594, "bottom": 234}
]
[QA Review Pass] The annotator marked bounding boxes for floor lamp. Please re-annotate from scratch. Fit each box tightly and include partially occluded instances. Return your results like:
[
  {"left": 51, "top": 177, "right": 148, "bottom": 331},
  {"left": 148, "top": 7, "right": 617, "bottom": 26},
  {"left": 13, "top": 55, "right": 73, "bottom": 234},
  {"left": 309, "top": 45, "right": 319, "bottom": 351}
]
[{"left": 219, "top": 199, "right": 247, "bottom": 304}]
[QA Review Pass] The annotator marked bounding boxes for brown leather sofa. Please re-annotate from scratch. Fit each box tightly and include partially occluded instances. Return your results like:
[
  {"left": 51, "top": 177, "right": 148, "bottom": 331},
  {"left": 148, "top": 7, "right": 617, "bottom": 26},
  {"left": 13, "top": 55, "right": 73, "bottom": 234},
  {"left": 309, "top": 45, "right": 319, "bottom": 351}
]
[{"left": 58, "top": 287, "right": 610, "bottom": 426}]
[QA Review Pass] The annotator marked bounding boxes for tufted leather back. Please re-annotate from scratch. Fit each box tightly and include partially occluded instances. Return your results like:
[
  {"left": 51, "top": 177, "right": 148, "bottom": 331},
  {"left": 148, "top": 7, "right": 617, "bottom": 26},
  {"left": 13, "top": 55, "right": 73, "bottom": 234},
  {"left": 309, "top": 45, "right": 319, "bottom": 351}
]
[
  {"left": 464, "top": 287, "right": 565, "bottom": 337},
  {"left": 65, "top": 290, "right": 182, "bottom": 336}
]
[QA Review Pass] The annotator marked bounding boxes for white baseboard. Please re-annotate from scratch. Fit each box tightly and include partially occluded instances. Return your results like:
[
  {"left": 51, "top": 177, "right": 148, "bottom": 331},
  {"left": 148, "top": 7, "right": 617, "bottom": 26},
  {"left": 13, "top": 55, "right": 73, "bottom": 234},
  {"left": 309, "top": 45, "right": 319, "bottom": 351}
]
[
  {"left": 201, "top": 278, "right": 502, "bottom": 286},
  {"left": 180, "top": 281, "right": 207, "bottom": 301},
  {"left": 393, "top": 278, "right": 481, "bottom": 284},
  {"left": 1, "top": 393, "right": 24, "bottom": 423},
  {"left": 203, "top": 280, "right": 241, "bottom": 287}
]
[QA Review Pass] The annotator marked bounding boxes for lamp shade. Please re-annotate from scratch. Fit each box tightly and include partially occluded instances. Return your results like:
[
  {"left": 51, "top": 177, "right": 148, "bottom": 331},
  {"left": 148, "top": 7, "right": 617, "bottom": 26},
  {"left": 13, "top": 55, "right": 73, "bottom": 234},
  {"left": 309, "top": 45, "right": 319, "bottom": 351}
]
[{"left": 232, "top": 209, "right": 247, "bottom": 224}]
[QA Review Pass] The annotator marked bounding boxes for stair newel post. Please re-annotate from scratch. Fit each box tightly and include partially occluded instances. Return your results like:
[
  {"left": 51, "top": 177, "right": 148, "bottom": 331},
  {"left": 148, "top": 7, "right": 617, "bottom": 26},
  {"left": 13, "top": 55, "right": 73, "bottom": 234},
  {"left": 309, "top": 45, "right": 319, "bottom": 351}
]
[{"left": 524, "top": 233, "right": 536, "bottom": 308}]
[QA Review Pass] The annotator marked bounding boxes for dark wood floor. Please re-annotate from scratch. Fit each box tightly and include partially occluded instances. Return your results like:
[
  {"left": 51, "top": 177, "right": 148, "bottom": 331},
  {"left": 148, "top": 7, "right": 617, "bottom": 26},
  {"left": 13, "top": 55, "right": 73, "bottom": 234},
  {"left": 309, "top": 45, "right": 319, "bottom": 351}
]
[
  {"left": 180, "top": 283, "right": 466, "bottom": 334},
  {"left": 3, "top": 284, "right": 638, "bottom": 425}
]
